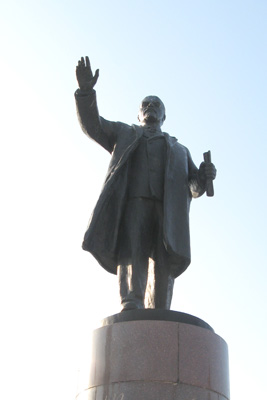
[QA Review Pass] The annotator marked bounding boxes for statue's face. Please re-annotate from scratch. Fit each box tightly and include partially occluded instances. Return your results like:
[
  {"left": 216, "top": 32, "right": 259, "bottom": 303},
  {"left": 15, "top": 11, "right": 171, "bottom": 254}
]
[{"left": 138, "top": 96, "right": 166, "bottom": 126}]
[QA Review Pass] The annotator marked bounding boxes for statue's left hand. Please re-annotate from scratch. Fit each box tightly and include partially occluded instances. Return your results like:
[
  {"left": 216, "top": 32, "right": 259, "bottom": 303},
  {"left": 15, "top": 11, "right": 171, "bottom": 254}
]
[{"left": 199, "top": 162, "right": 217, "bottom": 182}]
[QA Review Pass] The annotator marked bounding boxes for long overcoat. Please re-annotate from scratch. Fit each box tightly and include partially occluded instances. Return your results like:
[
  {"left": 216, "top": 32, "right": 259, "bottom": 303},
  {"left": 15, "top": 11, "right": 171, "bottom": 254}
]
[{"left": 75, "top": 90, "right": 205, "bottom": 278}]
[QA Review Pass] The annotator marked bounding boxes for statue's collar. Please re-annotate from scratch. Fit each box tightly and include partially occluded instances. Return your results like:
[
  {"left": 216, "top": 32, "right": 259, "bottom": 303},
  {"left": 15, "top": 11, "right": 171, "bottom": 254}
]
[{"left": 132, "top": 125, "right": 178, "bottom": 144}]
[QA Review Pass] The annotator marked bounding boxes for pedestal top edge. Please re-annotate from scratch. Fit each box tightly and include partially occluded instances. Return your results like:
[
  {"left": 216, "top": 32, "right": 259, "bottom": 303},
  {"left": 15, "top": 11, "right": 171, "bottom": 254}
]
[{"left": 99, "top": 309, "right": 214, "bottom": 332}]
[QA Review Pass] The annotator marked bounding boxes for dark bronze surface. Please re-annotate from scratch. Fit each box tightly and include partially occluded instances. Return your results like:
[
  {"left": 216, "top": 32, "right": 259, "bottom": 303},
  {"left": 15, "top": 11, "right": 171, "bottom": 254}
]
[{"left": 75, "top": 56, "right": 217, "bottom": 311}]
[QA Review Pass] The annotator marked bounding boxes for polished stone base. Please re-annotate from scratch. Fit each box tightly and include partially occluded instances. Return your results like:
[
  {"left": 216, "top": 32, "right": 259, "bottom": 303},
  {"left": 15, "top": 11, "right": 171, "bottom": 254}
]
[{"left": 76, "top": 311, "right": 230, "bottom": 400}]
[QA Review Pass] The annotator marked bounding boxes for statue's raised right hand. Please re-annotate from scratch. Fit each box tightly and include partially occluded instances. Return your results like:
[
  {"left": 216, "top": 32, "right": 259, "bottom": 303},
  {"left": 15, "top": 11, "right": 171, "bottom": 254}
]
[{"left": 76, "top": 56, "right": 99, "bottom": 91}]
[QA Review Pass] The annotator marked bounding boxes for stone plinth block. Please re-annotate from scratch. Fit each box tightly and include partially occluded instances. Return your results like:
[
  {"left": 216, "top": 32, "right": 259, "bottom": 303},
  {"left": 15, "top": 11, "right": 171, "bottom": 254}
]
[{"left": 76, "top": 311, "right": 230, "bottom": 400}]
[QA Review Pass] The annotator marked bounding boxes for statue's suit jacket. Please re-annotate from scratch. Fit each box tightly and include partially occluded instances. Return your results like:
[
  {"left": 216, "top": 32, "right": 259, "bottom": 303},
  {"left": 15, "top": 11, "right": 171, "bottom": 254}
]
[{"left": 75, "top": 90, "right": 205, "bottom": 278}]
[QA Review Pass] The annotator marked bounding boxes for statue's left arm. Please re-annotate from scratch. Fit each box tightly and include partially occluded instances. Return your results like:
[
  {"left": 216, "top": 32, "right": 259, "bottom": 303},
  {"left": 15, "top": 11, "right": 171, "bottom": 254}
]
[{"left": 187, "top": 149, "right": 216, "bottom": 198}]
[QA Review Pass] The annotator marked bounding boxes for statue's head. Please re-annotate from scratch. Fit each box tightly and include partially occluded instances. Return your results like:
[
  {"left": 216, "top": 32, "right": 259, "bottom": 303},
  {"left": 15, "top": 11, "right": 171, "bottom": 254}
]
[{"left": 138, "top": 96, "right": 166, "bottom": 127}]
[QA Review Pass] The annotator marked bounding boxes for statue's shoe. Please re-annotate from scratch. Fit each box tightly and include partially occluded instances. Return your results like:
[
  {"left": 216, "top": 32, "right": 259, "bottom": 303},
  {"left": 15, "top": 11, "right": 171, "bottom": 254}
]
[{"left": 121, "top": 301, "right": 144, "bottom": 312}]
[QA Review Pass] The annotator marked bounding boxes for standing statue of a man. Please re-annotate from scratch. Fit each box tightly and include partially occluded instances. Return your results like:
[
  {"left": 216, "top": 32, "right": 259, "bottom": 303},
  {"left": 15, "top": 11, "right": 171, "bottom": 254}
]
[{"left": 75, "top": 56, "right": 216, "bottom": 311}]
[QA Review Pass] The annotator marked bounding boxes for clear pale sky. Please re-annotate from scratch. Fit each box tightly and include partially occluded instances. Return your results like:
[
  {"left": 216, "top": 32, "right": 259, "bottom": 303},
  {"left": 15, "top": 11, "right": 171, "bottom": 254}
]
[{"left": 0, "top": 1, "right": 266, "bottom": 399}]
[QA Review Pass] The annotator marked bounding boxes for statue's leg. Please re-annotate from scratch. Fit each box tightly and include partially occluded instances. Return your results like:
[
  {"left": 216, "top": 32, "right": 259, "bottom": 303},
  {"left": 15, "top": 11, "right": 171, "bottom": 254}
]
[
  {"left": 117, "top": 198, "right": 154, "bottom": 311},
  {"left": 153, "top": 266, "right": 174, "bottom": 309},
  {"left": 117, "top": 260, "right": 148, "bottom": 310},
  {"left": 151, "top": 201, "right": 174, "bottom": 310}
]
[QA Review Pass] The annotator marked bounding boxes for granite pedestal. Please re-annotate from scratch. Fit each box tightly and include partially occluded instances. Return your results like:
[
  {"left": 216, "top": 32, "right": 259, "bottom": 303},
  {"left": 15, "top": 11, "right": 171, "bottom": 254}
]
[{"left": 76, "top": 310, "right": 230, "bottom": 400}]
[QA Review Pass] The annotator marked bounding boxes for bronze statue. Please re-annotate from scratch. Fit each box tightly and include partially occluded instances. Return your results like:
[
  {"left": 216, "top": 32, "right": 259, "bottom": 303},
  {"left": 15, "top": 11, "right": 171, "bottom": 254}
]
[{"left": 75, "top": 56, "right": 216, "bottom": 311}]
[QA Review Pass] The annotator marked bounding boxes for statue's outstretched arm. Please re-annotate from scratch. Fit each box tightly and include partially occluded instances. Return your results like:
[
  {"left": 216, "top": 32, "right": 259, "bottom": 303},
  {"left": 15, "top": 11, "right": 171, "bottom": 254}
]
[{"left": 75, "top": 56, "right": 117, "bottom": 153}]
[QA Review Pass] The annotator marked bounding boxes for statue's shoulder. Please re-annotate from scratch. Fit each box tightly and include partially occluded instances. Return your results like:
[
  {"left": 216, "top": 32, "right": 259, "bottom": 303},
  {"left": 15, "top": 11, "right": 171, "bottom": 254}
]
[
  {"left": 163, "top": 132, "right": 179, "bottom": 146},
  {"left": 163, "top": 133, "right": 191, "bottom": 158},
  {"left": 112, "top": 123, "right": 140, "bottom": 148},
  {"left": 131, "top": 124, "right": 144, "bottom": 139}
]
